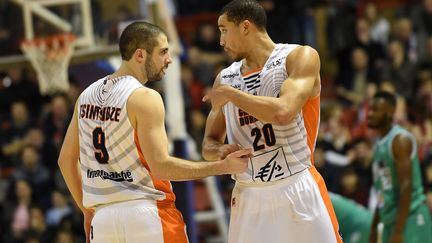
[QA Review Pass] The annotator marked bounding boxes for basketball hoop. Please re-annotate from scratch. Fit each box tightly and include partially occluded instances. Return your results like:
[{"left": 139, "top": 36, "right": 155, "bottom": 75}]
[{"left": 21, "top": 33, "right": 76, "bottom": 95}]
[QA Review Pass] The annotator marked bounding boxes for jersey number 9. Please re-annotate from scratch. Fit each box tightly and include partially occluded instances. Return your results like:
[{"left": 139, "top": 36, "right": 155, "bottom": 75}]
[{"left": 93, "top": 127, "right": 109, "bottom": 164}]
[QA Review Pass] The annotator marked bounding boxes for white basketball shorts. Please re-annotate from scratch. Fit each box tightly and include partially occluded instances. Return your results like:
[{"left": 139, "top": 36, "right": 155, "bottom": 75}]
[
  {"left": 228, "top": 167, "right": 342, "bottom": 243},
  {"left": 90, "top": 199, "right": 189, "bottom": 243}
]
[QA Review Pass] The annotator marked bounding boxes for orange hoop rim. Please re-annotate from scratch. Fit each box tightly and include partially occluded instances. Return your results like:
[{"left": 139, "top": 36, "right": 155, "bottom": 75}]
[{"left": 21, "top": 33, "right": 76, "bottom": 47}]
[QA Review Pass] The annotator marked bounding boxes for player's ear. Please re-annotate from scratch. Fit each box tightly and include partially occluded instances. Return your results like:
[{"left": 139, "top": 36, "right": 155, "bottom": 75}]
[
  {"left": 242, "top": 20, "right": 250, "bottom": 35},
  {"left": 134, "top": 48, "right": 147, "bottom": 63}
]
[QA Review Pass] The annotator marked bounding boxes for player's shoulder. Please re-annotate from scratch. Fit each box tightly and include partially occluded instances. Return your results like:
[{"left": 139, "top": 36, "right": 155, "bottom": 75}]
[
  {"left": 129, "top": 87, "right": 163, "bottom": 104},
  {"left": 287, "top": 45, "right": 319, "bottom": 60},
  {"left": 285, "top": 45, "right": 320, "bottom": 71}
]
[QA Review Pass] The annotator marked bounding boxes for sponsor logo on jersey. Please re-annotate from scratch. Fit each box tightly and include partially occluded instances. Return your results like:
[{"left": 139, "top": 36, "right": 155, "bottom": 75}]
[
  {"left": 266, "top": 57, "right": 283, "bottom": 70},
  {"left": 87, "top": 169, "right": 133, "bottom": 182},
  {"left": 222, "top": 72, "right": 239, "bottom": 79},
  {"left": 238, "top": 108, "right": 257, "bottom": 126}
]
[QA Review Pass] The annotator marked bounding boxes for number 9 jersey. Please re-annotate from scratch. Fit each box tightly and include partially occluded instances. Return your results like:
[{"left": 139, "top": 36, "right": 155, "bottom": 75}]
[
  {"left": 220, "top": 44, "right": 319, "bottom": 184},
  {"left": 77, "top": 76, "right": 175, "bottom": 208}
]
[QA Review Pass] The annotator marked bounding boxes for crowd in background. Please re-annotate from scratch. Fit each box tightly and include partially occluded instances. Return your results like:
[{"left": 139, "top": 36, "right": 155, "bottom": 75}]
[{"left": 0, "top": 0, "right": 431, "bottom": 242}]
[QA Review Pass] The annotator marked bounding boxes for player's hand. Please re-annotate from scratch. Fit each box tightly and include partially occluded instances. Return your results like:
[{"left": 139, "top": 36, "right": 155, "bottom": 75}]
[
  {"left": 202, "top": 85, "right": 232, "bottom": 109},
  {"left": 83, "top": 208, "right": 95, "bottom": 243},
  {"left": 223, "top": 148, "right": 253, "bottom": 174},
  {"left": 218, "top": 144, "right": 245, "bottom": 159},
  {"left": 389, "top": 231, "right": 403, "bottom": 243}
]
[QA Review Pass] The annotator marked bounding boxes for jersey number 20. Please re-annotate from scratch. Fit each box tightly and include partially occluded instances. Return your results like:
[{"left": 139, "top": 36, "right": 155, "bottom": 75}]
[
  {"left": 93, "top": 127, "right": 109, "bottom": 164},
  {"left": 251, "top": 124, "right": 276, "bottom": 151}
]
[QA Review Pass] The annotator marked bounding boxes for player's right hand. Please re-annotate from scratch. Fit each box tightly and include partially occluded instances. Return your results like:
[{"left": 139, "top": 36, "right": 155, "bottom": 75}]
[
  {"left": 223, "top": 148, "right": 253, "bottom": 174},
  {"left": 218, "top": 144, "right": 245, "bottom": 159}
]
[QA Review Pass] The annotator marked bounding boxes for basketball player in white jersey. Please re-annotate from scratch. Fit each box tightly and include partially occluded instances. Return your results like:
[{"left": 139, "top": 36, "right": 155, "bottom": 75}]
[
  {"left": 202, "top": 1, "right": 342, "bottom": 243},
  {"left": 58, "top": 21, "right": 251, "bottom": 243}
]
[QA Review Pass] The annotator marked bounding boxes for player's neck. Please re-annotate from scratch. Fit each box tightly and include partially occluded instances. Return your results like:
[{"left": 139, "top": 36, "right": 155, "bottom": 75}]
[
  {"left": 110, "top": 62, "right": 148, "bottom": 84},
  {"left": 243, "top": 34, "right": 275, "bottom": 70},
  {"left": 378, "top": 123, "right": 393, "bottom": 138}
]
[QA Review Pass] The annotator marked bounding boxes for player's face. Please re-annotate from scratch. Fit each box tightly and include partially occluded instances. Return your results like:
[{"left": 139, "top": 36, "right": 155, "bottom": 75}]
[
  {"left": 218, "top": 14, "right": 245, "bottom": 62},
  {"left": 367, "top": 98, "right": 392, "bottom": 128},
  {"left": 146, "top": 34, "right": 172, "bottom": 82}
]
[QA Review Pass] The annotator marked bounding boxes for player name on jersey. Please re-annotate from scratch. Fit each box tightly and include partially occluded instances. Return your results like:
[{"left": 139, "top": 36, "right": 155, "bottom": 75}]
[{"left": 79, "top": 104, "right": 121, "bottom": 122}]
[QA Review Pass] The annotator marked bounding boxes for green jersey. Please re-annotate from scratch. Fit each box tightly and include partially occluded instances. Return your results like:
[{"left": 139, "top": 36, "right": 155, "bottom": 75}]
[
  {"left": 329, "top": 193, "right": 372, "bottom": 243},
  {"left": 371, "top": 125, "right": 426, "bottom": 224}
]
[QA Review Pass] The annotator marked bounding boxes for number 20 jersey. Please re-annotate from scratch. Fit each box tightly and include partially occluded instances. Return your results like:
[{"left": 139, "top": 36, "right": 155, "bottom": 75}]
[
  {"left": 221, "top": 44, "right": 319, "bottom": 184},
  {"left": 78, "top": 76, "right": 175, "bottom": 208}
]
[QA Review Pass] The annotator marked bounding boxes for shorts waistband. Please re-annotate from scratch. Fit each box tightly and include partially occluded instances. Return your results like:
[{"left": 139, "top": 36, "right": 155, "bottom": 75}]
[
  {"left": 235, "top": 168, "right": 310, "bottom": 187},
  {"left": 95, "top": 199, "right": 157, "bottom": 212}
]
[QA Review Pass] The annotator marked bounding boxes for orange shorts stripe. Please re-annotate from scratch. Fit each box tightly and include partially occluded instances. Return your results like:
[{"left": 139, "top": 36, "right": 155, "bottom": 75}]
[
  {"left": 309, "top": 166, "right": 343, "bottom": 243},
  {"left": 157, "top": 203, "right": 189, "bottom": 243},
  {"left": 302, "top": 95, "right": 320, "bottom": 165},
  {"left": 134, "top": 131, "right": 188, "bottom": 242}
]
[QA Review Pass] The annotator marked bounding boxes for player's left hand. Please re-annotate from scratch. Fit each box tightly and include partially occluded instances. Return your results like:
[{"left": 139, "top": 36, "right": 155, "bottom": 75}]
[
  {"left": 202, "top": 85, "right": 232, "bottom": 109},
  {"left": 389, "top": 231, "right": 403, "bottom": 243}
]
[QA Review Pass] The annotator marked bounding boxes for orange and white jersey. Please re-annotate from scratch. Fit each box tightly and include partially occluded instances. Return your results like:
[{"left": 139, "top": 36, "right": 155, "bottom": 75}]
[
  {"left": 221, "top": 44, "right": 320, "bottom": 184},
  {"left": 78, "top": 76, "right": 175, "bottom": 208}
]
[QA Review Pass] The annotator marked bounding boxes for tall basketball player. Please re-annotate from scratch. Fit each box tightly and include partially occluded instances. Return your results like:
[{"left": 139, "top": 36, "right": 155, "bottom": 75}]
[{"left": 58, "top": 21, "right": 251, "bottom": 243}]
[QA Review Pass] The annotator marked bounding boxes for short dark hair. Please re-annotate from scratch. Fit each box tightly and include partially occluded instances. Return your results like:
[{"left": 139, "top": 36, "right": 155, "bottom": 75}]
[
  {"left": 119, "top": 21, "right": 165, "bottom": 61},
  {"left": 220, "top": 0, "right": 267, "bottom": 31},
  {"left": 373, "top": 91, "right": 396, "bottom": 108}
]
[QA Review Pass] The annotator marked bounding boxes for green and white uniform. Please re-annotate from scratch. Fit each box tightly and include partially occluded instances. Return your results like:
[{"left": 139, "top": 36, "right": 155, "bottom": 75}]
[
  {"left": 371, "top": 125, "right": 432, "bottom": 243},
  {"left": 329, "top": 193, "right": 372, "bottom": 243}
]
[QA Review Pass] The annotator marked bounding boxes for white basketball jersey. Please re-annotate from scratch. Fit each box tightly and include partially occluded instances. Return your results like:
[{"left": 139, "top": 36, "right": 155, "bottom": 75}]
[
  {"left": 78, "top": 76, "right": 175, "bottom": 208},
  {"left": 221, "top": 44, "right": 320, "bottom": 184}
]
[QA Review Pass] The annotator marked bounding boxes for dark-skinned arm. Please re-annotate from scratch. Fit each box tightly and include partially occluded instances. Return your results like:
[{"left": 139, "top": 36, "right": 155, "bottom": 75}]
[
  {"left": 203, "top": 46, "right": 320, "bottom": 126},
  {"left": 391, "top": 134, "right": 413, "bottom": 239},
  {"left": 369, "top": 207, "right": 380, "bottom": 243}
]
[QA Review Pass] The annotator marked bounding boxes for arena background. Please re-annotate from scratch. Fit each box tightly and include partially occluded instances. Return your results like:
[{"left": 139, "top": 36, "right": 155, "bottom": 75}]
[{"left": 0, "top": 0, "right": 431, "bottom": 242}]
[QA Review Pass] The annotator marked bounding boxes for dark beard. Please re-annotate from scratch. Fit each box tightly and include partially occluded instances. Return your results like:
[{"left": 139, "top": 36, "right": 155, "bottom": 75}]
[{"left": 145, "top": 59, "right": 162, "bottom": 82}]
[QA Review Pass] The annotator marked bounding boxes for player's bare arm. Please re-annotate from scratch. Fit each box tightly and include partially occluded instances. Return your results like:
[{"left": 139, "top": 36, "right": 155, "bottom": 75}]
[
  {"left": 202, "top": 74, "right": 244, "bottom": 161},
  {"left": 58, "top": 102, "right": 94, "bottom": 242},
  {"left": 128, "top": 88, "right": 251, "bottom": 181},
  {"left": 391, "top": 134, "right": 413, "bottom": 242},
  {"left": 203, "top": 45, "right": 320, "bottom": 125},
  {"left": 369, "top": 207, "right": 380, "bottom": 243}
]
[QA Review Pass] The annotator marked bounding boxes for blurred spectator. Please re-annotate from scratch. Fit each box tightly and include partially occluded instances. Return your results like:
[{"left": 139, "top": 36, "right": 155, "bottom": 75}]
[
  {"left": 54, "top": 229, "right": 75, "bottom": 243},
  {"left": 1, "top": 101, "right": 32, "bottom": 167},
  {"left": 410, "top": 0, "right": 432, "bottom": 61},
  {"left": 194, "top": 22, "right": 221, "bottom": 53},
  {"left": 336, "top": 47, "right": 378, "bottom": 106},
  {"left": 24, "top": 206, "right": 56, "bottom": 243},
  {"left": 41, "top": 94, "right": 71, "bottom": 169},
  {"left": 320, "top": 104, "right": 354, "bottom": 191},
  {"left": 22, "top": 128, "right": 55, "bottom": 168},
  {"left": 381, "top": 40, "right": 416, "bottom": 100},
  {"left": 2, "top": 180, "right": 34, "bottom": 243},
  {"left": 393, "top": 17, "right": 419, "bottom": 63},
  {"left": 0, "top": 68, "right": 43, "bottom": 118},
  {"left": 12, "top": 145, "right": 51, "bottom": 206},
  {"left": 56, "top": 204, "right": 85, "bottom": 243},
  {"left": 339, "top": 166, "right": 368, "bottom": 205},
  {"left": 365, "top": 2, "right": 390, "bottom": 46},
  {"left": 326, "top": 0, "right": 357, "bottom": 57},
  {"left": 419, "top": 35, "right": 432, "bottom": 68},
  {"left": 337, "top": 17, "right": 386, "bottom": 82},
  {"left": 105, "top": 5, "right": 137, "bottom": 43},
  {"left": 349, "top": 138, "right": 373, "bottom": 205},
  {"left": 46, "top": 190, "right": 72, "bottom": 227}
]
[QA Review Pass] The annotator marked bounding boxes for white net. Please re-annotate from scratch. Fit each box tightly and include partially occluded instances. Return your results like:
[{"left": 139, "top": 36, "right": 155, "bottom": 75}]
[{"left": 21, "top": 34, "right": 76, "bottom": 95}]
